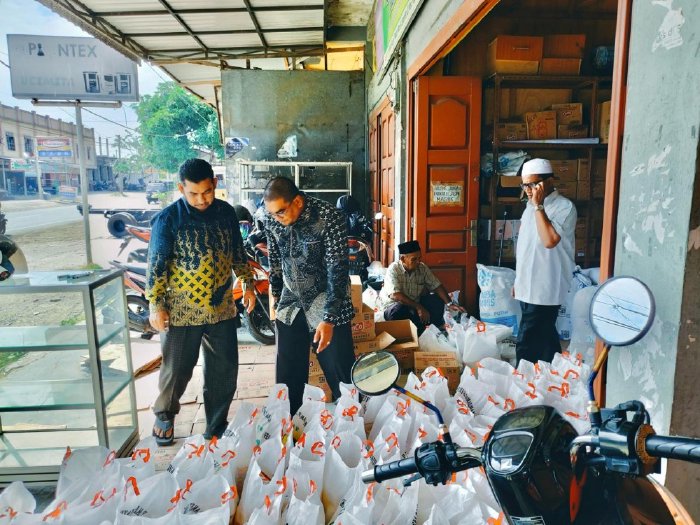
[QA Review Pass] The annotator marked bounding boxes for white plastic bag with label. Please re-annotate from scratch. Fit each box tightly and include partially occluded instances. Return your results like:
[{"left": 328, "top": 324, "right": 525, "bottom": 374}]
[
  {"left": 557, "top": 266, "right": 594, "bottom": 340},
  {"left": 115, "top": 472, "right": 179, "bottom": 524},
  {"left": 0, "top": 482, "right": 36, "bottom": 524},
  {"left": 476, "top": 264, "right": 521, "bottom": 336},
  {"left": 462, "top": 319, "right": 511, "bottom": 367}
]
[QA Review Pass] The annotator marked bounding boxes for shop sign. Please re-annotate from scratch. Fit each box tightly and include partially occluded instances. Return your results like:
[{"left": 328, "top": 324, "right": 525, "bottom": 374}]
[
  {"left": 7, "top": 35, "right": 139, "bottom": 102},
  {"left": 11, "top": 160, "right": 34, "bottom": 171},
  {"left": 37, "top": 137, "right": 73, "bottom": 157},
  {"left": 431, "top": 181, "right": 464, "bottom": 207},
  {"left": 59, "top": 185, "right": 78, "bottom": 200}
]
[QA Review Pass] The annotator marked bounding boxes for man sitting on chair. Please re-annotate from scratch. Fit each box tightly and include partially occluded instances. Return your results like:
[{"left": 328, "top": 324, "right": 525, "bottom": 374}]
[{"left": 379, "top": 240, "right": 464, "bottom": 334}]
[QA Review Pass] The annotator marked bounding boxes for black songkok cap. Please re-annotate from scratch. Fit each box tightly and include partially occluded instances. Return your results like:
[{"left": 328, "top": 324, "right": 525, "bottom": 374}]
[{"left": 398, "top": 240, "right": 421, "bottom": 255}]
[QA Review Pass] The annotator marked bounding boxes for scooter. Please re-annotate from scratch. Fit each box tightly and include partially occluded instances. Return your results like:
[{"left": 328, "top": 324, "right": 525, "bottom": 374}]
[
  {"left": 117, "top": 225, "right": 151, "bottom": 264},
  {"left": 109, "top": 260, "right": 157, "bottom": 340},
  {"left": 351, "top": 276, "right": 700, "bottom": 524}
]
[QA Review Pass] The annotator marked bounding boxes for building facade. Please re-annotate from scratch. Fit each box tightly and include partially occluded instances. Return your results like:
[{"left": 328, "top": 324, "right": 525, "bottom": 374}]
[{"left": 0, "top": 104, "right": 97, "bottom": 196}]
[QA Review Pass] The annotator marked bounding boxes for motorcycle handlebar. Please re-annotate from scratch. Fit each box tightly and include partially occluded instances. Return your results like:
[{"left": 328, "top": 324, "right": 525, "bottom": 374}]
[
  {"left": 646, "top": 435, "right": 700, "bottom": 464},
  {"left": 362, "top": 457, "right": 418, "bottom": 483}
]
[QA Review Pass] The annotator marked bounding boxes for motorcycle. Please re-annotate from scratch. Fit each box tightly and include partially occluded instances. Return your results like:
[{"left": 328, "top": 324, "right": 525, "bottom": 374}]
[
  {"left": 117, "top": 225, "right": 151, "bottom": 264},
  {"left": 109, "top": 260, "right": 157, "bottom": 340},
  {"left": 351, "top": 276, "right": 700, "bottom": 524},
  {"left": 337, "top": 195, "right": 374, "bottom": 283}
]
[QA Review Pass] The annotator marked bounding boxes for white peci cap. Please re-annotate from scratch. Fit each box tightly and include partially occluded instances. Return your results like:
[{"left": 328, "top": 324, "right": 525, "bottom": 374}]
[{"left": 521, "top": 158, "right": 553, "bottom": 177}]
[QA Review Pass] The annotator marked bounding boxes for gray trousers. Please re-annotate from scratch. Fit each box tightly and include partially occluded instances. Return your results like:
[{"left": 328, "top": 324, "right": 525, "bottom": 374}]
[{"left": 153, "top": 318, "right": 238, "bottom": 438}]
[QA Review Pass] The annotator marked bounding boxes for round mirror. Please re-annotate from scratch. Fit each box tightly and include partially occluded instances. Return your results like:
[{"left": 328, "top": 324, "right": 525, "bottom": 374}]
[
  {"left": 351, "top": 351, "right": 400, "bottom": 396},
  {"left": 589, "top": 276, "right": 655, "bottom": 346}
]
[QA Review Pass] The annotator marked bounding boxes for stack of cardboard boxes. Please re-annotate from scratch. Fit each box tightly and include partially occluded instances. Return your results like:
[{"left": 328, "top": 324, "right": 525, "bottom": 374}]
[
  {"left": 308, "top": 275, "right": 465, "bottom": 397},
  {"left": 541, "top": 34, "right": 586, "bottom": 76}
]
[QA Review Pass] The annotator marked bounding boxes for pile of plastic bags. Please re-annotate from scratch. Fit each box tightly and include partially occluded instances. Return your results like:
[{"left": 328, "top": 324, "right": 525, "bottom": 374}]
[{"left": 0, "top": 348, "right": 591, "bottom": 525}]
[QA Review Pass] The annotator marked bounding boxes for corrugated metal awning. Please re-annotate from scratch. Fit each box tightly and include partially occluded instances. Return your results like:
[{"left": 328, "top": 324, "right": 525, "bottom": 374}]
[{"left": 37, "top": 0, "right": 371, "bottom": 114}]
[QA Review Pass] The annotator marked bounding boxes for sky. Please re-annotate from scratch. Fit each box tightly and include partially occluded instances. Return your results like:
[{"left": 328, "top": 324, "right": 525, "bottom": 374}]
[{"left": 0, "top": 0, "right": 165, "bottom": 155}]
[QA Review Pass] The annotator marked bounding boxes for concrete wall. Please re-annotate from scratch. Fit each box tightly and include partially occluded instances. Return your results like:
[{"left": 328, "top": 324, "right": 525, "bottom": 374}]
[
  {"left": 220, "top": 70, "right": 366, "bottom": 206},
  {"left": 610, "top": 0, "right": 699, "bottom": 515}
]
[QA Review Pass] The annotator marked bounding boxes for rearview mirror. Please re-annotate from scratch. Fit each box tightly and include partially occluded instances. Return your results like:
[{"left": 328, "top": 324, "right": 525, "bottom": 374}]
[
  {"left": 351, "top": 351, "right": 400, "bottom": 396},
  {"left": 589, "top": 276, "right": 655, "bottom": 346}
]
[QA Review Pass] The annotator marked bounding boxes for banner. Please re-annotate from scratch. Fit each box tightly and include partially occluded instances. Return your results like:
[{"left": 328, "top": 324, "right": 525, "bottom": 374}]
[
  {"left": 37, "top": 137, "right": 73, "bottom": 157},
  {"left": 7, "top": 35, "right": 139, "bottom": 102}
]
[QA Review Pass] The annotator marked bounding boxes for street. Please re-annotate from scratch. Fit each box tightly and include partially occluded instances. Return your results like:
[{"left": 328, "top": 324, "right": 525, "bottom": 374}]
[{"left": 4, "top": 204, "right": 81, "bottom": 235}]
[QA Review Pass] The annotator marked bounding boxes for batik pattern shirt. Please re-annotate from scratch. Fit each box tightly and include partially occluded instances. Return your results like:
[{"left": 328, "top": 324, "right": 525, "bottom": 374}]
[
  {"left": 146, "top": 197, "right": 253, "bottom": 326},
  {"left": 264, "top": 194, "right": 354, "bottom": 329}
]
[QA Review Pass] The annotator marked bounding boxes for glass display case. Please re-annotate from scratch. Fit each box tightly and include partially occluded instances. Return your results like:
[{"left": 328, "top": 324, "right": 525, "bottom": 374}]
[{"left": 0, "top": 269, "right": 139, "bottom": 485}]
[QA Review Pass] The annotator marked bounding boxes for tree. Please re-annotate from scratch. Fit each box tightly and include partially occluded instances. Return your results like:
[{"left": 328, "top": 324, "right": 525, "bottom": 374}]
[{"left": 133, "top": 83, "right": 223, "bottom": 172}]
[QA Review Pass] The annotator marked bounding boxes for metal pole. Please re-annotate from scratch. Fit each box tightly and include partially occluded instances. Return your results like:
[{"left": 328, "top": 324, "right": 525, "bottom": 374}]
[
  {"left": 75, "top": 102, "right": 94, "bottom": 265},
  {"left": 1, "top": 159, "right": 6, "bottom": 191}
]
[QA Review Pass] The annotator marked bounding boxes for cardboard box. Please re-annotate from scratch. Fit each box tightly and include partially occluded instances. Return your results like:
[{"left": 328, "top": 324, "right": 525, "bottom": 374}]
[
  {"left": 414, "top": 351, "right": 462, "bottom": 393},
  {"left": 551, "top": 103, "right": 583, "bottom": 126},
  {"left": 577, "top": 158, "right": 591, "bottom": 182},
  {"left": 577, "top": 178, "right": 591, "bottom": 200},
  {"left": 540, "top": 58, "right": 582, "bottom": 76},
  {"left": 555, "top": 180, "right": 577, "bottom": 199},
  {"left": 496, "top": 122, "right": 528, "bottom": 141},
  {"left": 375, "top": 319, "right": 419, "bottom": 371},
  {"left": 557, "top": 124, "right": 588, "bottom": 139},
  {"left": 351, "top": 304, "right": 375, "bottom": 342},
  {"left": 575, "top": 237, "right": 587, "bottom": 258},
  {"left": 525, "top": 110, "right": 557, "bottom": 140},
  {"left": 480, "top": 219, "right": 521, "bottom": 241},
  {"left": 487, "top": 35, "right": 543, "bottom": 75},
  {"left": 500, "top": 175, "right": 522, "bottom": 188},
  {"left": 550, "top": 160, "right": 579, "bottom": 181},
  {"left": 353, "top": 331, "right": 395, "bottom": 356},
  {"left": 575, "top": 218, "right": 587, "bottom": 240},
  {"left": 598, "top": 101, "right": 612, "bottom": 143},
  {"left": 307, "top": 373, "right": 332, "bottom": 401},
  {"left": 350, "top": 275, "right": 363, "bottom": 310},
  {"left": 498, "top": 240, "right": 516, "bottom": 260},
  {"left": 543, "top": 34, "right": 586, "bottom": 58},
  {"left": 485, "top": 88, "right": 573, "bottom": 121}
]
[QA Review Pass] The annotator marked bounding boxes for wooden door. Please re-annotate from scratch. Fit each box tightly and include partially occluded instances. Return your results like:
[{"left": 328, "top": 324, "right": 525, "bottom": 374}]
[
  {"left": 412, "top": 76, "right": 481, "bottom": 313},
  {"left": 368, "top": 114, "right": 379, "bottom": 256},
  {"left": 378, "top": 105, "right": 396, "bottom": 265}
]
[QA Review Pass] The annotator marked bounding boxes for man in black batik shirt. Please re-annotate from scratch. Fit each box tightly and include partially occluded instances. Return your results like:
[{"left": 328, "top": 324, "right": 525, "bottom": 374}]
[{"left": 263, "top": 177, "right": 355, "bottom": 415}]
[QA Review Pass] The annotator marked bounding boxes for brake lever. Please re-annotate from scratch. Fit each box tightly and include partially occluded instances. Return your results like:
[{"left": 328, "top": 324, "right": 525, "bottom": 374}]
[{"left": 403, "top": 474, "right": 422, "bottom": 487}]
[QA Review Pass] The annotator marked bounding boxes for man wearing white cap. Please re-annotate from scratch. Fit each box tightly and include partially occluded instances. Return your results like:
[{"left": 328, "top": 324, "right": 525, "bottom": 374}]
[{"left": 514, "top": 158, "right": 576, "bottom": 364}]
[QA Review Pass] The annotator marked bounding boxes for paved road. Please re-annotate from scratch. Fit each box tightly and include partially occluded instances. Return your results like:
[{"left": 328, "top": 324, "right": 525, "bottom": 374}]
[{"left": 4, "top": 205, "right": 82, "bottom": 235}]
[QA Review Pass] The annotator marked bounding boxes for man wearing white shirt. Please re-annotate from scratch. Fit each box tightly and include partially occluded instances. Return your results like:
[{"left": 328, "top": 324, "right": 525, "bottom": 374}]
[{"left": 514, "top": 158, "right": 577, "bottom": 364}]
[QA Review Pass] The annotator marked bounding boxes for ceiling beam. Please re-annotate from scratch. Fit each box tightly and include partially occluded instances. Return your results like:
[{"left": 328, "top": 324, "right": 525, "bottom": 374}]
[
  {"left": 91, "top": 6, "right": 324, "bottom": 16},
  {"left": 124, "top": 27, "right": 324, "bottom": 37},
  {"left": 157, "top": 0, "right": 209, "bottom": 54},
  {"left": 242, "top": 0, "right": 268, "bottom": 49}
]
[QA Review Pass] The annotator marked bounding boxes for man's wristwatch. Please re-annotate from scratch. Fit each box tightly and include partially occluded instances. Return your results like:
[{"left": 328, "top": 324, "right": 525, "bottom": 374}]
[{"left": 534, "top": 204, "right": 545, "bottom": 212}]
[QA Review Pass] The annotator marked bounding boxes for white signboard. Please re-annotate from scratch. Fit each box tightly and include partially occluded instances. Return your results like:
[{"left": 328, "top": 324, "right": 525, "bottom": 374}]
[{"left": 7, "top": 34, "right": 139, "bottom": 102}]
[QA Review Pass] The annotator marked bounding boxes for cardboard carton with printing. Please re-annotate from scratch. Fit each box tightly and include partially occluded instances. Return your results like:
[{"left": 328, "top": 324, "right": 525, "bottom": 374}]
[{"left": 414, "top": 351, "right": 462, "bottom": 393}]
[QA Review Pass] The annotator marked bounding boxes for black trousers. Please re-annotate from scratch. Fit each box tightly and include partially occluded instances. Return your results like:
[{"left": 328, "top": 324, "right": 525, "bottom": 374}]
[
  {"left": 153, "top": 318, "right": 238, "bottom": 439},
  {"left": 275, "top": 311, "right": 356, "bottom": 415},
  {"left": 383, "top": 293, "right": 445, "bottom": 335},
  {"left": 516, "top": 301, "right": 561, "bottom": 365}
]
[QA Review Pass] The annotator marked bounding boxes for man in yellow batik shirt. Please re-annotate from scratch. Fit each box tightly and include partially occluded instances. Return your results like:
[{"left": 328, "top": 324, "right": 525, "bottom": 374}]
[{"left": 146, "top": 159, "right": 254, "bottom": 445}]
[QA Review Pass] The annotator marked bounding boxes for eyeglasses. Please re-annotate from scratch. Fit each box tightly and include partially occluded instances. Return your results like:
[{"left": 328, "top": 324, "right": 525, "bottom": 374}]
[
  {"left": 520, "top": 181, "right": 542, "bottom": 190},
  {"left": 268, "top": 195, "right": 300, "bottom": 218}
]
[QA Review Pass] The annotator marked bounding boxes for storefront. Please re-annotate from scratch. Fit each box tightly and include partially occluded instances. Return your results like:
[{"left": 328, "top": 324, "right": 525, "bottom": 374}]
[{"left": 367, "top": 0, "right": 699, "bottom": 513}]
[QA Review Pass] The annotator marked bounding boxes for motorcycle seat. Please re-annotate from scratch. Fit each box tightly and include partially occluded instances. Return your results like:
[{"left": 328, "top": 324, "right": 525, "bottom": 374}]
[{"left": 125, "top": 264, "right": 147, "bottom": 277}]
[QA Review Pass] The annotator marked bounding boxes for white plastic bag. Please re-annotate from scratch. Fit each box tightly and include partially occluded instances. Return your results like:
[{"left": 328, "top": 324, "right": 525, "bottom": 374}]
[
  {"left": 462, "top": 319, "right": 511, "bottom": 366},
  {"left": 0, "top": 482, "right": 36, "bottom": 523},
  {"left": 476, "top": 264, "right": 521, "bottom": 336},
  {"left": 557, "top": 266, "right": 594, "bottom": 340},
  {"left": 568, "top": 285, "right": 600, "bottom": 364},
  {"left": 321, "top": 432, "right": 368, "bottom": 520},
  {"left": 418, "top": 324, "right": 457, "bottom": 353},
  {"left": 116, "top": 472, "right": 179, "bottom": 523}
]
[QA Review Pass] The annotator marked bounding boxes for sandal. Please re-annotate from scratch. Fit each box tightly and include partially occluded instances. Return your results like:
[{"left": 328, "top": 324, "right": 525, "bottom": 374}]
[{"left": 152, "top": 417, "right": 174, "bottom": 446}]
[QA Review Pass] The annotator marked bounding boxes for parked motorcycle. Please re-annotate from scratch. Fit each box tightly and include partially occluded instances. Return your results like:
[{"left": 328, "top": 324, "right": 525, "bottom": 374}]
[
  {"left": 117, "top": 225, "right": 151, "bottom": 264},
  {"left": 337, "top": 195, "right": 374, "bottom": 282},
  {"left": 352, "top": 276, "right": 700, "bottom": 524},
  {"left": 109, "top": 260, "right": 157, "bottom": 340}
]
